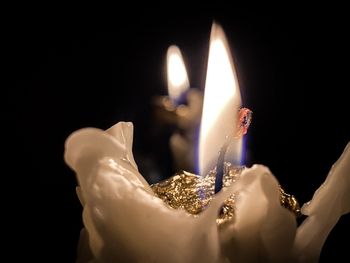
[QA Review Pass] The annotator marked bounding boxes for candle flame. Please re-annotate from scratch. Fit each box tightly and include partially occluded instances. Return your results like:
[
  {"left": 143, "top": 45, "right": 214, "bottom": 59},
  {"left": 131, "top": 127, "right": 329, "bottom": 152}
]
[
  {"left": 199, "top": 23, "right": 242, "bottom": 175},
  {"left": 167, "top": 45, "right": 190, "bottom": 102}
]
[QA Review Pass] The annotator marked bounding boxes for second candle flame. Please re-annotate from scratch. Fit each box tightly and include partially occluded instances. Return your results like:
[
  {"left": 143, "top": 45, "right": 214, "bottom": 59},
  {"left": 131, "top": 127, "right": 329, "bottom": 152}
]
[{"left": 167, "top": 45, "right": 190, "bottom": 102}]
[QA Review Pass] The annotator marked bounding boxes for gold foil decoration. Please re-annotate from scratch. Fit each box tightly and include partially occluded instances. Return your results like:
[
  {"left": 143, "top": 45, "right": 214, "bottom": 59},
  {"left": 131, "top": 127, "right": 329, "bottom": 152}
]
[
  {"left": 279, "top": 186, "right": 301, "bottom": 217},
  {"left": 151, "top": 163, "right": 300, "bottom": 225}
]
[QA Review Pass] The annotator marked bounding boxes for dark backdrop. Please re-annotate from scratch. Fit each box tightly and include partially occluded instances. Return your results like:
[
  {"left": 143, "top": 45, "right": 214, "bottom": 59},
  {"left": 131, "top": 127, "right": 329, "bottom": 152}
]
[{"left": 8, "top": 7, "right": 349, "bottom": 262}]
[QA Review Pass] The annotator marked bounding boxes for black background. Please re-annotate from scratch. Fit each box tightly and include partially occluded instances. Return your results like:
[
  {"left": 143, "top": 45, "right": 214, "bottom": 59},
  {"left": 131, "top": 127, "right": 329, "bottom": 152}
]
[{"left": 8, "top": 7, "right": 349, "bottom": 262}]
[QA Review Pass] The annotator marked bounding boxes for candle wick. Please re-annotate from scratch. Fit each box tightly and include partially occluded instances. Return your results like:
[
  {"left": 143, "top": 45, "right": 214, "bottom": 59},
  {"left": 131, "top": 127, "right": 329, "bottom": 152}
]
[
  {"left": 214, "top": 107, "right": 252, "bottom": 194},
  {"left": 214, "top": 136, "right": 231, "bottom": 194}
]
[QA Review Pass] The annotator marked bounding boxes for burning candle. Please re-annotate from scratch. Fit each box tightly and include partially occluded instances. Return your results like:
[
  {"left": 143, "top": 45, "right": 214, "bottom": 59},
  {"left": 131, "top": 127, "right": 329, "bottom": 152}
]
[
  {"left": 156, "top": 45, "right": 203, "bottom": 171},
  {"left": 64, "top": 22, "right": 350, "bottom": 263}
]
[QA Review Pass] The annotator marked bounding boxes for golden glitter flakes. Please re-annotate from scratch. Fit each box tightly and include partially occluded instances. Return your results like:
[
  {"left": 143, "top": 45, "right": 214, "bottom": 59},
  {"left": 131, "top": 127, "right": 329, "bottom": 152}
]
[{"left": 151, "top": 163, "right": 300, "bottom": 225}]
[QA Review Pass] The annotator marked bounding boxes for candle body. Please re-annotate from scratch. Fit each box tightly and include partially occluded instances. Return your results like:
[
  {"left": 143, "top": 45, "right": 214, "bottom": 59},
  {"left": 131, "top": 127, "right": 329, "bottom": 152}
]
[
  {"left": 170, "top": 88, "right": 203, "bottom": 172},
  {"left": 65, "top": 122, "right": 350, "bottom": 263}
]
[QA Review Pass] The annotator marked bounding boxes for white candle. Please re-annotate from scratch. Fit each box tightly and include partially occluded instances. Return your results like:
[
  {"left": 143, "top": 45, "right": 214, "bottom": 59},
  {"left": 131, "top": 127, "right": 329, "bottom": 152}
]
[
  {"left": 166, "top": 45, "right": 202, "bottom": 171},
  {"left": 169, "top": 89, "right": 202, "bottom": 171},
  {"left": 65, "top": 121, "right": 350, "bottom": 263},
  {"left": 65, "top": 23, "right": 350, "bottom": 263}
]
